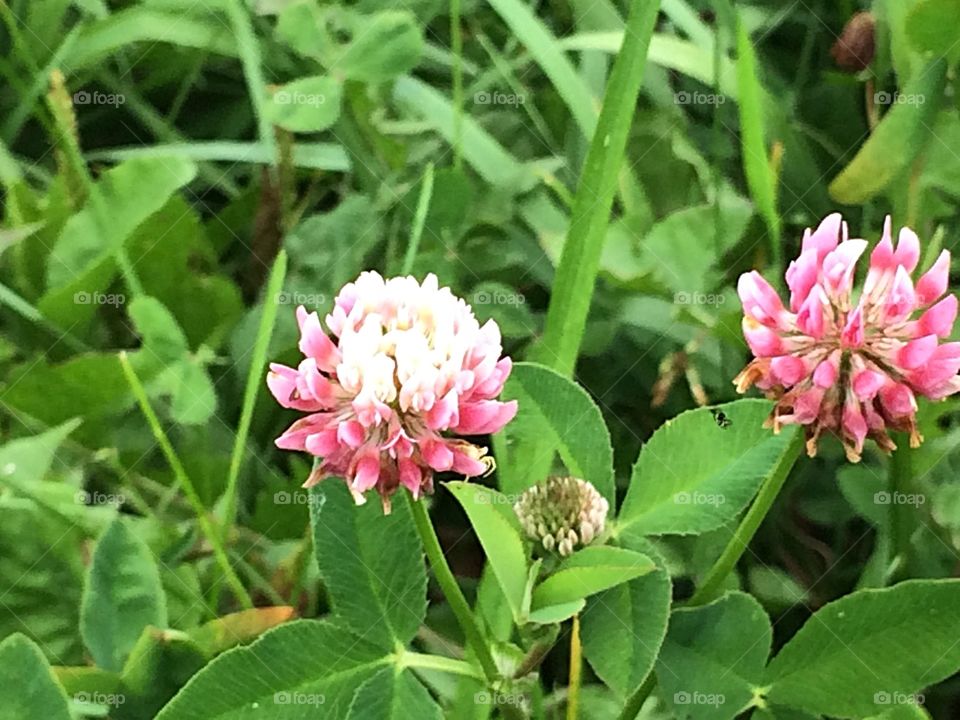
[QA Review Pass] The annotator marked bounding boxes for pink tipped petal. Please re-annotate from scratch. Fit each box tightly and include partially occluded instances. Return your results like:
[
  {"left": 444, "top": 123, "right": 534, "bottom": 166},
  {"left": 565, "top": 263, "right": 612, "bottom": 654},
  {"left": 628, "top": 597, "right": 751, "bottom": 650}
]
[
  {"left": 802, "top": 213, "right": 843, "bottom": 258},
  {"left": 822, "top": 240, "right": 868, "bottom": 297},
  {"left": 398, "top": 458, "right": 423, "bottom": 497},
  {"left": 743, "top": 318, "right": 783, "bottom": 357},
  {"left": 421, "top": 439, "right": 454, "bottom": 472},
  {"left": 842, "top": 398, "right": 868, "bottom": 455},
  {"left": 771, "top": 356, "right": 807, "bottom": 386},
  {"left": 297, "top": 307, "right": 340, "bottom": 369},
  {"left": 894, "top": 227, "right": 921, "bottom": 272},
  {"left": 352, "top": 456, "right": 381, "bottom": 493},
  {"left": 916, "top": 250, "right": 951, "bottom": 305},
  {"left": 917, "top": 295, "right": 958, "bottom": 338},
  {"left": 455, "top": 400, "right": 518, "bottom": 435},
  {"left": 451, "top": 449, "right": 488, "bottom": 476},
  {"left": 738, "top": 271, "right": 787, "bottom": 327},
  {"left": 305, "top": 429, "right": 339, "bottom": 456},
  {"left": 785, "top": 250, "right": 821, "bottom": 312},
  {"left": 852, "top": 369, "right": 886, "bottom": 400},
  {"left": 813, "top": 353, "right": 840, "bottom": 388},
  {"left": 869, "top": 216, "right": 895, "bottom": 271},
  {"left": 897, "top": 334, "right": 939, "bottom": 370},
  {"left": 795, "top": 287, "right": 826, "bottom": 339},
  {"left": 880, "top": 382, "right": 917, "bottom": 417},
  {"left": 840, "top": 305, "right": 865, "bottom": 348},
  {"left": 425, "top": 390, "right": 459, "bottom": 430},
  {"left": 884, "top": 265, "right": 917, "bottom": 322},
  {"left": 337, "top": 420, "right": 366, "bottom": 448}
]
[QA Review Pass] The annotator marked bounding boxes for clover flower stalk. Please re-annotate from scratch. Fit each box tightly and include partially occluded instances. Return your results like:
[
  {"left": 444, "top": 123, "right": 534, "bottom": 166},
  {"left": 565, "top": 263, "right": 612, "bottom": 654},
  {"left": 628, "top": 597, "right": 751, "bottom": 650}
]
[
  {"left": 514, "top": 477, "right": 610, "bottom": 556},
  {"left": 736, "top": 214, "right": 960, "bottom": 462},
  {"left": 268, "top": 271, "right": 518, "bottom": 512}
]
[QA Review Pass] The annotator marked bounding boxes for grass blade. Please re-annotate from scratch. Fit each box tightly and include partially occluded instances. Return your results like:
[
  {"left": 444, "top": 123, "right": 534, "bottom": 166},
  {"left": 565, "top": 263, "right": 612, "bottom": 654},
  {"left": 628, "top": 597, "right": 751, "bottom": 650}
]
[{"left": 533, "top": 0, "right": 662, "bottom": 376}]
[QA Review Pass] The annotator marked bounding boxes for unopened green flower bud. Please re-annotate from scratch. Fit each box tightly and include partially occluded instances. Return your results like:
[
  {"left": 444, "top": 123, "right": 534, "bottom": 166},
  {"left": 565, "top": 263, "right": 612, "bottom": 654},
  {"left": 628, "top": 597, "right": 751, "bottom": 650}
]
[{"left": 513, "top": 476, "right": 609, "bottom": 557}]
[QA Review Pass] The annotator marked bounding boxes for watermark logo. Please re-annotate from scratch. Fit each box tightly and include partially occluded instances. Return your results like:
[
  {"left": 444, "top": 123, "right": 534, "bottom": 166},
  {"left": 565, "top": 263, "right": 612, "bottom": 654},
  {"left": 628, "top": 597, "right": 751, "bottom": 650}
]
[
  {"left": 674, "top": 91, "right": 726, "bottom": 106},
  {"left": 474, "top": 691, "right": 525, "bottom": 706},
  {"left": 674, "top": 291, "right": 725, "bottom": 306},
  {"left": 874, "top": 91, "right": 925, "bottom": 106},
  {"left": 874, "top": 491, "right": 925, "bottom": 507},
  {"left": 276, "top": 291, "right": 326, "bottom": 307},
  {"left": 73, "top": 90, "right": 125, "bottom": 107},
  {"left": 473, "top": 290, "right": 525, "bottom": 306},
  {"left": 74, "top": 291, "right": 125, "bottom": 307},
  {"left": 874, "top": 691, "right": 924, "bottom": 706},
  {"left": 274, "top": 692, "right": 325, "bottom": 705},
  {"left": 673, "top": 491, "right": 726, "bottom": 507},
  {"left": 273, "top": 91, "right": 326, "bottom": 107},
  {"left": 76, "top": 490, "right": 125, "bottom": 507},
  {"left": 674, "top": 691, "right": 726, "bottom": 707},
  {"left": 474, "top": 91, "right": 525, "bottom": 106},
  {"left": 273, "top": 491, "right": 325, "bottom": 509},
  {"left": 74, "top": 692, "right": 126, "bottom": 707}
]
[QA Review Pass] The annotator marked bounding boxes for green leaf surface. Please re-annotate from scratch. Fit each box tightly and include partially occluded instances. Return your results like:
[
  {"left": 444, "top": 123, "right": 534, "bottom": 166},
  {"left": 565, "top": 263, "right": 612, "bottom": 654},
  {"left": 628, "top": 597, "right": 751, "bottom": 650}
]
[
  {"left": 80, "top": 517, "right": 167, "bottom": 672},
  {"left": 906, "top": 0, "right": 960, "bottom": 61},
  {"left": 129, "top": 296, "right": 189, "bottom": 363},
  {"left": 531, "top": 546, "right": 654, "bottom": 610},
  {"left": 155, "top": 620, "right": 391, "bottom": 720},
  {"left": 581, "top": 538, "right": 672, "bottom": 697},
  {"left": 45, "top": 157, "right": 197, "bottom": 289},
  {"left": 346, "top": 666, "right": 443, "bottom": 719},
  {"left": 445, "top": 481, "right": 528, "bottom": 622},
  {"left": 309, "top": 481, "right": 427, "bottom": 649},
  {"left": 829, "top": 59, "right": 946, "bottom": 204},
  {"left": 657, "top": 592, "right": 772, "bottom": 720},
  {"left": 0, "top": 419, "right": 80, "bottom": 488},
  {"left": 267, "top": 76, "right": 342, "bottom": 133},
  {"left": 499, "top": 361, "right": 615, "bottom": 503},
  {"left": 0, "top": 634, "right": 71, "bottom": 720},
  {"left": 766, "top": 579, "right": 960, "bottom": 718},
  {"left": 618, "top": 400, "right": 800, "bottom": 537}
]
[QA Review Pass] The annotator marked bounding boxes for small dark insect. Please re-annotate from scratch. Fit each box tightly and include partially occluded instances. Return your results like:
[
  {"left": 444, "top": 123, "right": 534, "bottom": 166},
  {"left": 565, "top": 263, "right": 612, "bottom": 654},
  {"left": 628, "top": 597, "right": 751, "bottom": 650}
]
[{"left": 710, "top": 409, "right": 732, "bottom": 429}]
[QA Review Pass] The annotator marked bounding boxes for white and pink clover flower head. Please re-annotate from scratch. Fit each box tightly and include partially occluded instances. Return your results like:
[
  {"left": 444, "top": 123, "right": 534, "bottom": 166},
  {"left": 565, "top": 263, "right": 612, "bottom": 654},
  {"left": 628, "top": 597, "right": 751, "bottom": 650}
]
[
  {"left": 736, "top": 214, "right": 959, "bottom": 462},
  {"left": 268, "top": 271, "right": 518, "bottom": 512}
]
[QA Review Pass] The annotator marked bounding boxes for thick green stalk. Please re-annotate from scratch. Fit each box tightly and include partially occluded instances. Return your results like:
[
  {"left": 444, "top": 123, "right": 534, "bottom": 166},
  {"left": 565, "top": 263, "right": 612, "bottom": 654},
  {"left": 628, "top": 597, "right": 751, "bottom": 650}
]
[
  {"left": 409, "top": 499, "right": 499, "bottom": 682},
  {"left": 534, "top": 0, "right": 661, "bottom": 376},
  {"left": 397, "top": 651, "right": 484, "bottom": 679},
  {"left": 618, "top": 430, "right": 804, "bottom": 720}
]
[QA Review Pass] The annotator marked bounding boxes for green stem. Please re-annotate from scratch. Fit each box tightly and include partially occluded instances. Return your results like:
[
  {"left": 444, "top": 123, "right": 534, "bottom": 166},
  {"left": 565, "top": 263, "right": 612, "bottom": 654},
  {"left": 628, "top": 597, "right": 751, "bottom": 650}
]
[
  {"left": 533, "top": 0, "right": 661, "bottom": 377},
  {"left": 567, "top": 613, "right": 583, "bottom": 720},
  {"left": 618, "top": 430, "right": 804, "bottom": 720},
  {"left": 409, "top": 499, "right": 500, "bottom": 682},
  {"left": 689, "top": 430, "right": 804, "bottom": 606},
  {"left": 888, "top": 439, "right": 914, "bottom": 576},
  {"left": 397, "top": 651, "right": 484, "bottom": 679},
  {"left": 119, "top": 352, "right": 254, "bottom": 610},
  {"left": 450, "top": 0, "right": 464, "bottom": 169},
  {"left": 400, "top": 163, "right": 434, "bottom": 276}
]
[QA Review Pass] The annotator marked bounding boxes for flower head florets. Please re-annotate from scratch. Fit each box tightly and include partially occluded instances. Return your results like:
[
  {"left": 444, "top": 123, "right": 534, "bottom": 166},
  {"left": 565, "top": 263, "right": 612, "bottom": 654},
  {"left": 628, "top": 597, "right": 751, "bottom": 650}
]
[
  {"left": 736, "top": 214, "right": 959, "bottom": 461},
  {"left": 268, "top": 271, "right": 517, "bottom": 512}
]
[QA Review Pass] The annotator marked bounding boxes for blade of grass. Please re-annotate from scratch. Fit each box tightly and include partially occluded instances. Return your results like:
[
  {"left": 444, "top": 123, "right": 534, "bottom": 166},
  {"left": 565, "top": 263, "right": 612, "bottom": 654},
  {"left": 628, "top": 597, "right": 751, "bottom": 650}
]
[
  {"left": 118, "top": 351, "right": 253, "bottom": 610},
  {"left": 735, "top": 16, "right": 781, "bottom": 268},
  {"left": 451, "top": 0, "right": 464, "bottom": 169},
  {"left": 86, "top": 141, "right": 350, "bottom": 171},
  {"left": 400, "top": 164, "right": 434, "bottom": 276},
  {"left": 486, "top": 0, "right": 598, "bottom": 137},
  {"left": 222, "top": 0, "right": 275, "bottom": 165},
  {"left": 533, "top": 0, "right": 662, "bottom": 376},
  {"left": 221, "top": 250, "right": 288, "bottom": 533}
]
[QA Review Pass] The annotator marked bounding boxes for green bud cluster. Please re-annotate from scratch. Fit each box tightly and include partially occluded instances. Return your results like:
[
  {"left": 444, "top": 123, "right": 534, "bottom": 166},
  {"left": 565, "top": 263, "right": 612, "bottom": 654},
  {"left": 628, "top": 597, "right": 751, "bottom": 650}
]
[{"left": 513, "top": 476, "right": 609, "bottom": 556}]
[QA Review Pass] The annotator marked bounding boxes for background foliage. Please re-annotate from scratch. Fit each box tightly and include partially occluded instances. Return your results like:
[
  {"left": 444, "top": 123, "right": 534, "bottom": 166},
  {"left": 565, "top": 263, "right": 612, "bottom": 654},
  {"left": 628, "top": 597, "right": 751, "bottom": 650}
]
[{"left": 2, "top": 0, "right": 960, "bottom": 718}]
